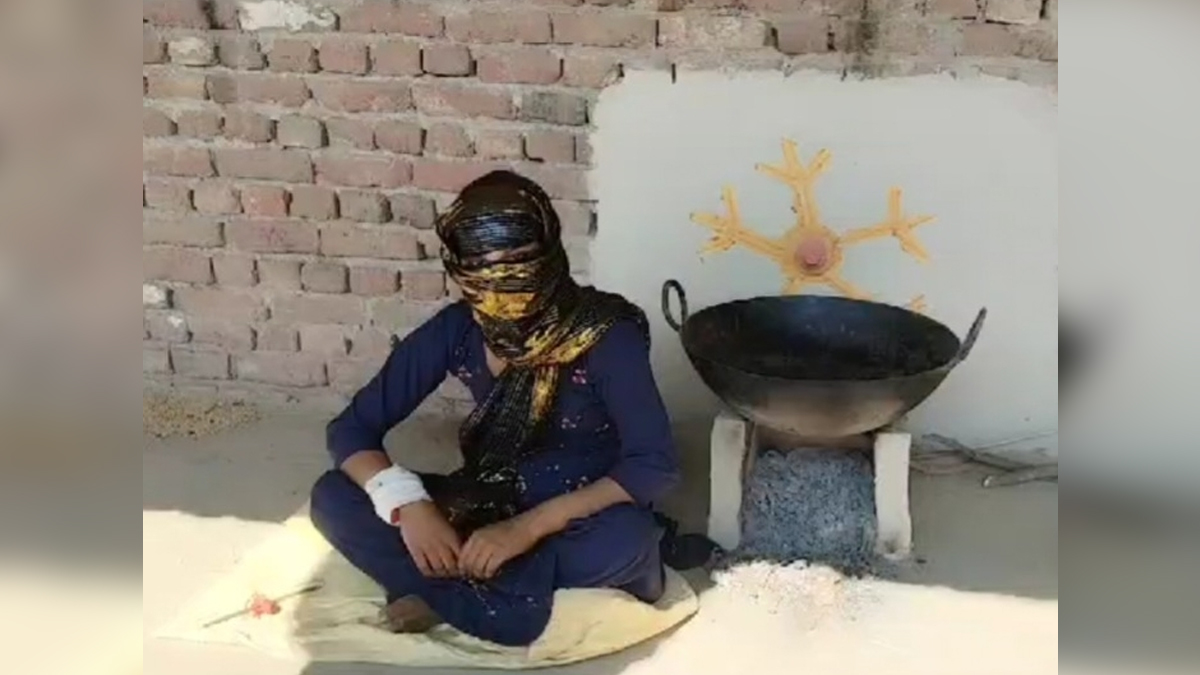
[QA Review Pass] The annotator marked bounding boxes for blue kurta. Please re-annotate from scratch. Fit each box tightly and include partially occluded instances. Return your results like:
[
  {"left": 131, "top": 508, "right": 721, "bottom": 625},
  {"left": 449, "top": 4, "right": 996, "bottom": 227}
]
[{"left": 311, "top": 301, "right": 681, "bottom": 646}]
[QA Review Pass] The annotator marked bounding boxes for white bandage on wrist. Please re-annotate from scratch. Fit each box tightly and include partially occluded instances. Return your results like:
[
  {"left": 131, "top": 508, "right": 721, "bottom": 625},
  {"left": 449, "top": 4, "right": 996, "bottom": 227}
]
[{"left": 363, "top": 465, "right": 431, "bottom": 525}]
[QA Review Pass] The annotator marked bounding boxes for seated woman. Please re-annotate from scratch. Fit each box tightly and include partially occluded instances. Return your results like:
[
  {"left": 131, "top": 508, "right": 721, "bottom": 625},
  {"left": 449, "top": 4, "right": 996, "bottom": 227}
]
[{"left": 309, "top": 170, "right": 680, "bottom": 647}]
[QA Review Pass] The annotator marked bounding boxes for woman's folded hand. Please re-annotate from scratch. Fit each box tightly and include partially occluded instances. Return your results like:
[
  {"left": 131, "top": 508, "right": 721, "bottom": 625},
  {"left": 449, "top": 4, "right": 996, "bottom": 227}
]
[{"left": 459, "top": 513, "right": 543, "bottom": 580}]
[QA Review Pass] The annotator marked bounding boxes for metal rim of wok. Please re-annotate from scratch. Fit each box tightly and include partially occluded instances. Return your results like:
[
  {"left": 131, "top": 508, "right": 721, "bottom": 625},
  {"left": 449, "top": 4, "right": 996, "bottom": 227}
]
[{"left": 660, "top": 279, "right": 987, "bottom": 437}]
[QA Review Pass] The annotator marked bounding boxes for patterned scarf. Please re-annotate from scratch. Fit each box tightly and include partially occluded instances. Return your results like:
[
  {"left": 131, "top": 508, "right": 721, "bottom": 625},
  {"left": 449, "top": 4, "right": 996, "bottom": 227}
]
[{"left": 430, "top": 170, "right": 648, "bottom": 535}]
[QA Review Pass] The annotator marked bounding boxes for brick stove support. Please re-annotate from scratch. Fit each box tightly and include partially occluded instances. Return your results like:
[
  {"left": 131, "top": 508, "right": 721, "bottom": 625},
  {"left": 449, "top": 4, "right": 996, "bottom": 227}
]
[{"left": 706, "top": 409, "right": 914, "bottom": 561}]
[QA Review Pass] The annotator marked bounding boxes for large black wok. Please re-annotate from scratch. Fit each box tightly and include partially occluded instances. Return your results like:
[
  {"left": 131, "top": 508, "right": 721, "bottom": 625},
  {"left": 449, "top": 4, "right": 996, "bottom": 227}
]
[{"left": 662, "top": 279, "right": 987, "bottom": 438}]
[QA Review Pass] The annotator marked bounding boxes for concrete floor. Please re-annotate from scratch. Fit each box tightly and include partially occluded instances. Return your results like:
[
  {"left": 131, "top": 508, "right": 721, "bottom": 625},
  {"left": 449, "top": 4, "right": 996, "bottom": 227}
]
[{"left": 137, "top": 410, "right": 1059, "bottom": 675}]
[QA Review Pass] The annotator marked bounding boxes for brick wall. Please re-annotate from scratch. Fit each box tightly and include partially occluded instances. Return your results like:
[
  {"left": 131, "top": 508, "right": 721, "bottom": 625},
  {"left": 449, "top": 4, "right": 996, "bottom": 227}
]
[{"left": 143, "top": 0, "right": 1056, "bottom": 412}]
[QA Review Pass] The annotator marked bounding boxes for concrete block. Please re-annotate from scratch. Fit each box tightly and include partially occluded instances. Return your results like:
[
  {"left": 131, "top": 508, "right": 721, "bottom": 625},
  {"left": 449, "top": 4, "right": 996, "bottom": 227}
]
[
  {"left": 873, "top": 431, "right": 913, "bottom": 561},
  {"left": 707, "top": 409, "right": 757, "bottom": 551}
]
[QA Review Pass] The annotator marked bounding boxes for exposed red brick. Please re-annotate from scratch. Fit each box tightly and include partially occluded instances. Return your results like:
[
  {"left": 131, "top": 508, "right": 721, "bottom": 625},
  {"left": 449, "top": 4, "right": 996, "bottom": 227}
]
[
  {"left": 240, "top": 185, "right": 291, "bottom": 217},
  {"left": 519, "top": 91, "right": 588, "bottom": 125},
  {"left": 775, "top": 17, "right": 831, "bottom": 55},
  {"left": 477, "top": 47, "right": 562, "bottom": 84},
  {"left": 318, "top": 38, "right": 370, "bottom": 74},
  {"left": 190, "top": 320, "right": 255, "bottom": 351},
  {"left": 146, "top": 310, "right": 190, "bottom": 342},
  {"left": 144, "top": 247, "right": 214, "bottom": 284},
  {"left": 525, "top": 130, "right": 576, "bottom": 163},
  {"left": 554, "top": 200, "right": 594, "bottom": 236},
  {"left": 144, "top": 105, "right": 175, "bottom": 135},
  {"left": 518, "top": 163, "right": 589, "bottom": 200},
  {"left": 212, "top": 253, "right": 258, "bottom": 287},
  {"left": 371, "top": 40, "right": 423, "bottom": 76},
  {"left": 267, "top": 39, "right": 319, "bottom": 73},
  {"left": 369, "top": 296, "right": 447, "bottom": 331},
  {"left": 271, "top": 294, "right": 367, "bottom": 325},
  {"left": 338, "top": 190, "right": 391, "bottom": 223},
  {"left": 144, "top": 0, "right": 211, "bottom": 29},
  {"left": 144, "top": 214, "right": 224, "bottom": 247},
  {"left": 326, "top": 117, "right": 377, "bottom": 150},
  {"left": 144, "top": 344, "right": 172, "bottom": 374},
  {"left": 309, "top": 79, "right": 412, "bottom": 113},
  {"left": 236, "top": 352, "right": 327, "bottom": 387},
  {"left": 562, "top": 52, "right": 621, "bottom": 87},
  {"left": 169, "top": 36, "right": 217, "bottom": 66},
  {"left": 822, "top": 0, "right": 868, "bottom": 15},
  {"left": 411, "top": 159, "right": 495, "bottom": 194},
  {"left": 349, "top": 266, "right": 400, "bottom": 296},
  {"left": 227, "top": 218, "right": 320, "bottom": 253},
  {"left": 175, "top": 287, "right": 268, "bottom": 323},
  {"left": 960, "top": 23, "right": 1021, "bottom": 57},
  {"left": 299, "top": 324, "right": 352, "bottom": 354},
  {"left": 255, "top": 323, "right": 299, "bottom": 351},
  {"left": 175, "top": 109, "right": 223, "bottom": 138},
  {"left": 214, "top": 148, "right": 314, "bottom": 183},
  {"left": 374, "top": 120, "right": 424, "bottom": 155},
  {"left": 552, "top": 12, "right": 656, "bottom": 48},
  {"left": 217, "top": 35, "right": 266, "bottom": 70},
  {"left": 1017, "top": 26, "right": 1058, "bottom": 61},
  {"left": 328, "top": 356, "right": 381, "bottom": 393},
  {"left": 475, "top": 128, "right": 524, "bottom": 160},
  {"left": 389, "top": 194, "right": 437, "bottom": 229},
  {"left": 411, "top": 82, "right": 514, "bottom": 119},
  {"left": 143, "top": 179, "right": 192, "bottom": 211},
  {"left": 658, "top": 15, "right": 770, "bottom": 48},
  {"left": 984, "top": 0, "right": 1043, "bottom": 25},
  {"left": 401, "top": 270, "right": 446, "bottom": 301},
  {"left": 257, "top": 259, "right": 303, "bottom": 290},
  {"left": 426, "top": 124, "right": 473, "bottom": 158},
  {"left": 290, "top": 185, "right": 339, "bottom": 219},
  {"left": 446, "top": 10, "right": 552, "bottom": 43},
  {"left": 145, "top": 71, "right": 208, "bottom": 99},
  {"left": 349, "top": 327, "right": 395, "bottom": 358},
  {"left": 339, "top": 2, "right": 444, "bottom": 36},
  {"left": 575, "top": 135, "right": 593, "bottom": 165},
  {"left": 192, "top": 181, "right": 241, "bottom": 215},
  {"left": 207, "top": 73, "right": 310, "bottom": 107},
  {"left": 223, "top": 108, "right": 275, "bottom": 143},
  {"left": 926, "top": 0, "right": 978, "bottom": 18},
  {"left": 320, "top": 222, "right": 421, "bottom": 259},
  {"left": 144, "top": 146, "right": 215, "bottom": 177},
  {"left": 301, "top": 261, "right": 350, "bottom": 293},
  {"left": 315, "top": 153, "right": 411, "bottom": 188},
  {"left": 278, "top": 115, "right": 326, "bottom": 148},
  {"left": 410, "top": 158, "right": 488, "bottom": 194},
  {"left": 422, "top": 44, "right": 474, "bottom": 76},
  {"left": 144, "top": 30, "right": 167, "bottom": 64},
  {"left": 172, "top": 346, "right": 231, "bottom": 379}
]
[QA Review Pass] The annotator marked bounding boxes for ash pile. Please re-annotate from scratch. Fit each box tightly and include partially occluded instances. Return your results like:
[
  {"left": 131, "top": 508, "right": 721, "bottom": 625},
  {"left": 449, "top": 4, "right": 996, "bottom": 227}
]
[{"left": 726, "top": 447, "right": 884, "bottom": 576}]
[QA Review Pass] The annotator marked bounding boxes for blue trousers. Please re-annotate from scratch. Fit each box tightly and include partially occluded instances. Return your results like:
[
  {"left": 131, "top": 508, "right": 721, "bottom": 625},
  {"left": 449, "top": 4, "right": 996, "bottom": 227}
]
[{"left": 309, "top": 470, "right": 666, "bottom": 646}]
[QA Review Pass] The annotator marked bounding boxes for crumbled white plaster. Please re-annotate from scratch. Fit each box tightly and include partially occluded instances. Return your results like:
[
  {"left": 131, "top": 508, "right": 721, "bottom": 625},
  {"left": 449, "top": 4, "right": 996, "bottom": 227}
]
[
  {"left": 239, "top": 0, "right": 337, "bottom": 32},
  {"left": 143, "top": 284, "right": 168, "bottom": 308}
]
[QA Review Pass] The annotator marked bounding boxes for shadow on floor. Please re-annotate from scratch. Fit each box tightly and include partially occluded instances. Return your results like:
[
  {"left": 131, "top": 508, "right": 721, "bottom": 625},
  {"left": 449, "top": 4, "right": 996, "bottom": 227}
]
[{"left": 142, "top": 409, "right": 1057, "bottom": 602}]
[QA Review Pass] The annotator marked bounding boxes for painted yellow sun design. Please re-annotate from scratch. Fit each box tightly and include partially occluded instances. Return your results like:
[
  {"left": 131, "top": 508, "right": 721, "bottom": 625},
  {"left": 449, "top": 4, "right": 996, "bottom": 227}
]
[{"left": 691, "top": 138, "right": 935, "bottom": 312}]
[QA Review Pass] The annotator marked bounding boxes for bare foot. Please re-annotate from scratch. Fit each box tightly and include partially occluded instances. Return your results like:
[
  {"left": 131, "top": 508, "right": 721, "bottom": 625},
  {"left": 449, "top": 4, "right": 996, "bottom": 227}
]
[{"left": 382, "top": 595, "right": 442, "bottom": 634}]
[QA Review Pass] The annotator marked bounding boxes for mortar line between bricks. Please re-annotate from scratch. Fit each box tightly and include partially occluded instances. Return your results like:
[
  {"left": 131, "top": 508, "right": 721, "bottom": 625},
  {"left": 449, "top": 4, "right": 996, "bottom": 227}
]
[{"left": 148, "top": 103, "right": 601, "bottom": 137}]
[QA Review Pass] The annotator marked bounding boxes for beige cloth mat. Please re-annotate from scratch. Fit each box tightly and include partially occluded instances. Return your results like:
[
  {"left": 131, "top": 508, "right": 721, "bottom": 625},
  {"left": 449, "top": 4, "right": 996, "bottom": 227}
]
[{"left": 155, "top": 514, "right": 699, "bottom": 669}]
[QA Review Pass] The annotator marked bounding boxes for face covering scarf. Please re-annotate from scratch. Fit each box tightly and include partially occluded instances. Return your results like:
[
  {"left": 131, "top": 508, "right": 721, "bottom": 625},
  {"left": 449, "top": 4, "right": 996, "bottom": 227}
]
[{"left": 430, "top": 170, "right": 649, "bottom": 536}]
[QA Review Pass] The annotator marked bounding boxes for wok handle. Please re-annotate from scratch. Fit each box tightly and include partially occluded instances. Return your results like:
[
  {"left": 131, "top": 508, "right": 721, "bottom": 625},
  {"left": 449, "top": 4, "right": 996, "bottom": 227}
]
[
  {"left": 661, "top": 279, "right": 690, "bottom": 333},
  {"left": 952, "top": 307, "right": 988, "bottom": 364}
]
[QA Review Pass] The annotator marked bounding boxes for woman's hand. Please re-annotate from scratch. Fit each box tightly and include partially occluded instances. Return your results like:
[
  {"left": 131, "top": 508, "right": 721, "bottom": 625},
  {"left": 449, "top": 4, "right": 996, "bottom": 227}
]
[
  {"left": 398, "top": 501, "right": 462, "bottom": 578},
  {"left": 459, "top": 513, "right": 543, "bottom": 580}
]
